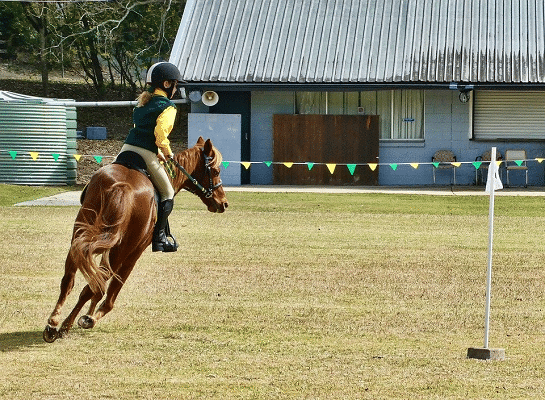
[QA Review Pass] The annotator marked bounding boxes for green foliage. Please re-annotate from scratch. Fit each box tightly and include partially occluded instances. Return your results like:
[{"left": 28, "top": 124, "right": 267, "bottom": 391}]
[
  {"left": 1, "top": 0, "right": 185, "bottom": 97},
  {"left": 0, "top": 2, "right": 35, "bottom": 58}
]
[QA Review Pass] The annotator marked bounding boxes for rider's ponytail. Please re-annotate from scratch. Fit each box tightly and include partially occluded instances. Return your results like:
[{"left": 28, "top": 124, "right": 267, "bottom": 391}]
[{"left": 136, "top": 88, "right": 153, "bottom": 107}]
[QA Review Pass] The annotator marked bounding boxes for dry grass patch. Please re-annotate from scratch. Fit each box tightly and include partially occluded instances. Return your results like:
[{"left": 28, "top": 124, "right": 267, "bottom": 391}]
[{"left": 1, "top": 192, "right": 545, "bottom": 399}]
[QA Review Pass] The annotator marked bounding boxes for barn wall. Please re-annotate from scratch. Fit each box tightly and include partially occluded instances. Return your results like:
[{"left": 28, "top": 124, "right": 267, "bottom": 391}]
[{"left": 250, "top": 90, "right": 545, "bottom": 186}]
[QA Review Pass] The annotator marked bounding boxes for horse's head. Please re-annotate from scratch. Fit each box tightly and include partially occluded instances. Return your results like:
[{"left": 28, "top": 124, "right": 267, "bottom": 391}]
[{"left": 174, "top": 137, "right": 228, "bottom": 213}]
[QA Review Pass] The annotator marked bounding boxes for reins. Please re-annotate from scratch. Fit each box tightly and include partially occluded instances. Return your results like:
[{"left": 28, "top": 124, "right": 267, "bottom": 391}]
[{"left": 170, "top": 148, "right": 223, "bottom": 198}]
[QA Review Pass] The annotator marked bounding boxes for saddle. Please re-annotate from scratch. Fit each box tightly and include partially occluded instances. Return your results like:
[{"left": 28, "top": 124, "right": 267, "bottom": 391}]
[{"left": 113, "top": 150, "right": 151, "bottom": 179}]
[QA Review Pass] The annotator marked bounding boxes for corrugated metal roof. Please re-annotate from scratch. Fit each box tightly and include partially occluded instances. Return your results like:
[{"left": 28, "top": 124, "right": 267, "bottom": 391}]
[
  {"left": 170, "top": 0, "right": 545, "bottom": 86},
  {"left": 0, "top": 91, "right": 49, "bottom": 103}
]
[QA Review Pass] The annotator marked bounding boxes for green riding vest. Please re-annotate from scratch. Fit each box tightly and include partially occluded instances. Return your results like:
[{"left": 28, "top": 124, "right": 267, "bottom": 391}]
[{"left": 125, "top": 95, "right": 176, "bottom": 154}]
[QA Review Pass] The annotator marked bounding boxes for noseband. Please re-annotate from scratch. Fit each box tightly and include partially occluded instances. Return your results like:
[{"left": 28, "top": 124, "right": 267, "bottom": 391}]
[{"left": 170, "top": 149, "right": 223, "bottom": 198}]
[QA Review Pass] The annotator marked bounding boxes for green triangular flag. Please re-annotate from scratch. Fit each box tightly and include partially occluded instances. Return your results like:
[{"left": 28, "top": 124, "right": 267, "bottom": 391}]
[
  {"left": 93, "top": 156, "right": 102, "bottom": 164},
  {"left": 432, "top": 162, "right": 440, "bottom": 168},
  {"left": 472, "top": 161, "right": 482, "bottom": 170},
  {"left": 347, "top": 164, "right": 357, "bottom": 175},
  {"left": 222, "top": 161, "right": 230, "bottom": 169},
  {"left": 52, "top": 153, "right": 60, "bottom": 161},
  {"left": 263, "top": 161, "right": 272, "bottom": 167},
  {"left": 306, "top": 162, "right": 314, "bottom": 170},
  {"left": 390, "top": 163, "right": 398, "bottom": 171},
  {"left": 514, "top": 160, "right": 524, "bottom": 166},
  {"left": 8, "top": 151, "right": 17, "bottom": 160}
]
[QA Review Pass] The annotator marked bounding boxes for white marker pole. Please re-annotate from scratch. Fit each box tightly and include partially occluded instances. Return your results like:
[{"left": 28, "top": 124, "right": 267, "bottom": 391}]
[
  {"left": 467, "top": 147, "right": 505, "bottom": 360},
  {"left": 484, "top": 147, "right": 501, "bottom": 348}
]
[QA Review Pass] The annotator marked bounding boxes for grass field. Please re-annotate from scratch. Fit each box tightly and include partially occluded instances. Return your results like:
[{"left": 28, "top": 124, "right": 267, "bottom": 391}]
[{"left": 2, "top": 187, "right": 545, "bottom": 399}]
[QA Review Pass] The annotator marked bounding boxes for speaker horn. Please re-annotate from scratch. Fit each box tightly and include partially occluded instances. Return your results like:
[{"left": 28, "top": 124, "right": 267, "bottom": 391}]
[{"left": 202, "top": 91, "right": 219, "bottom": 107}]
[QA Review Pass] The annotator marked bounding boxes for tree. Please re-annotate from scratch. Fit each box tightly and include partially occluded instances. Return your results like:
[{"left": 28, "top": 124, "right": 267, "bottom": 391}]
[
  {"left": 7, "top": 0, "right": 185, "bottom": 98},
  {"left": 19, "top": 2, "right": 54, "bottom": 96}
]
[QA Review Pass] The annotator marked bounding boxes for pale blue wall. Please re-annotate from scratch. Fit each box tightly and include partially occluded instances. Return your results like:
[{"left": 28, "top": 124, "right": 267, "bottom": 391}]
[
  {"left": 250, "top": 91, "right": 293, "bottom": 185},
  {"left": 249, "top": 90, "right": 545, "bottom": 186}
]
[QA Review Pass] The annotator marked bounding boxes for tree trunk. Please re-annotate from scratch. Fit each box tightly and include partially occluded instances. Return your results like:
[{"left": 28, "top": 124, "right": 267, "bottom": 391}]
[
  {"left": 39, "top": 19, "right": 48, "bottom": 97},
  {"left": 21, "top": 3, "right": 49, "bottom": 97}
]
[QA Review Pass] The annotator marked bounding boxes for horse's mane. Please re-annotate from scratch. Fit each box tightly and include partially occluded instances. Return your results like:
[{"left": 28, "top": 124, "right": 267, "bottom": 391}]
[{"left": 207, "top": 143, "right": 223, "bottom": 169}]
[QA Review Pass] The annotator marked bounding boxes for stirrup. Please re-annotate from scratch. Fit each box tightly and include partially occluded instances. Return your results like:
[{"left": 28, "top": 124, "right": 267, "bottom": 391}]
[{"left": 152, "top": 231, "right": 178, "bottom": 252}]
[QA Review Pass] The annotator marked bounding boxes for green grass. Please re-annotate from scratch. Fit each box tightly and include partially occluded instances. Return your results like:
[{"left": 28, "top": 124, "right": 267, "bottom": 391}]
[
  {"left": 0, "top": 183, "right": 74, "bottom": 206},
  {"left": 1, "top": 191, "right": 545, "bottom": 399}
]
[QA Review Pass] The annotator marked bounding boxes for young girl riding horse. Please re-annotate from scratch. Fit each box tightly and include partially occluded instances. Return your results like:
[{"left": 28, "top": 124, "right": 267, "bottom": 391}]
[{"left": 118, "top": 61, "right": 181, "bottom": 252}]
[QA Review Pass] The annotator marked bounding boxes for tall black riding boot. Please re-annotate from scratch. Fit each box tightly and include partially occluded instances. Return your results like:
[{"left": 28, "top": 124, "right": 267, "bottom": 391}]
[{"left": 152, "top": 199, "right": 178, "bottom": 252}]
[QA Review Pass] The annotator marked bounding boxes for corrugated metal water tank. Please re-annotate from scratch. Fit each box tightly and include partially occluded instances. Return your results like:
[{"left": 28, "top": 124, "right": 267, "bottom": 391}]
[{"left": 0, "top": 91, "right": 77, "bottom": 185}]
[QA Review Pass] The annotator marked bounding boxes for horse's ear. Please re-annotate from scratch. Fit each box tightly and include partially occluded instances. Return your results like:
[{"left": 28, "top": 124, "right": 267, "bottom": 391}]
[
  {"left": 204, "top": 138, "right": 213, "bottom": 155},
  {"left": 195, "top": 136, "right": 205, "bottom": 147}
]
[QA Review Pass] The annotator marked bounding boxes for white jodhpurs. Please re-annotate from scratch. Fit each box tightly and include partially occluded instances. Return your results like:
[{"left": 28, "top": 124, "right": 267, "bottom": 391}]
[{"left": 119, "top": 143, "right": 175, "bottom": 201}]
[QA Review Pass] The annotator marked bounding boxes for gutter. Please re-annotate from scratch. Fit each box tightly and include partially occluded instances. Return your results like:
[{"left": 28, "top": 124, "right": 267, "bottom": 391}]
[
  {"left": 46, "top": 99, "right": 188, "bottom": 107},
  {"left": 181, "top": 82, "right": 545, "bottom": 92}
]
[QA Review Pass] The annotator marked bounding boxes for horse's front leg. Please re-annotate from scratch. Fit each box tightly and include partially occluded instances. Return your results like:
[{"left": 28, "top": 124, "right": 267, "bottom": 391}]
[{"left": 43, "top": 255, "right": 77, "bottom": 343}]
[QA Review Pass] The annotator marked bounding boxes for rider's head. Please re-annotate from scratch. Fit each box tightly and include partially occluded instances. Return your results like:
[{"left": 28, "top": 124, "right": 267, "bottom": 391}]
[{"left": 146, "top": 62, "right": 182, "bottom": 99}]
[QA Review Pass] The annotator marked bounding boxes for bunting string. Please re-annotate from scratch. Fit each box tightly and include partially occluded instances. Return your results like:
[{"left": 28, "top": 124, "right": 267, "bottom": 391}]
[
  {"left": 216, "top": 159, "right": 542, "bottom": 176},
  {"left": 1, "top": 148, "right": 543, "bottom": 176}
]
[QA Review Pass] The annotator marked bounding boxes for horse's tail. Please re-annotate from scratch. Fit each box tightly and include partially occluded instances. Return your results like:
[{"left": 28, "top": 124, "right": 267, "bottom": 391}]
[{"left": 70, "top": 181, "right": 135, "bottom": 295}]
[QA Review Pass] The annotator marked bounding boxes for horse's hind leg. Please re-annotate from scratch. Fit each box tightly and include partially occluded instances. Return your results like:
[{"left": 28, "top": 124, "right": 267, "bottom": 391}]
[
  {"left": 81, "top": 250, "right": 144, "bottom": 328},
  {"left": 77, "top": 291, "right": 103, "bottom": 329},
  {"left": 57, "top": 284, "right": 99, "bottom": 338},
  {"left": 43, "top": 255, "right": 77, "bottom": 343}
]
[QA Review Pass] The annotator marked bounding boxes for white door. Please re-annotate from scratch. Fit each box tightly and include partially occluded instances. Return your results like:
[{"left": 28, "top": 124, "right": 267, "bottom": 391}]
[{"left": 188, "top": 113, "right": 241, "bottom": 185}]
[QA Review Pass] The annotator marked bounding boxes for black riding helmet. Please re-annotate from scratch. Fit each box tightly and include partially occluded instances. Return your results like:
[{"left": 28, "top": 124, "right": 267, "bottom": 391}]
[{"left": 146, "top": 62, "right": 183, "bottom": 97}]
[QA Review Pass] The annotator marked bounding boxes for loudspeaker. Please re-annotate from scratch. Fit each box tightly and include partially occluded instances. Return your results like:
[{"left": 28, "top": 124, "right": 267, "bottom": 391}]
[{"left": 202, "top": 91, "right": 219, "bottom": 107}]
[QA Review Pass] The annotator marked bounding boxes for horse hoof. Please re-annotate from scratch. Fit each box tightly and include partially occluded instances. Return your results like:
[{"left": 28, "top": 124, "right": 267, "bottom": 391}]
[
  {"left": 43, "top": 325, "right": 58, "bottom": 343},
  {"left": 78, "top": 315, "right": 96, "bottom": 329}
]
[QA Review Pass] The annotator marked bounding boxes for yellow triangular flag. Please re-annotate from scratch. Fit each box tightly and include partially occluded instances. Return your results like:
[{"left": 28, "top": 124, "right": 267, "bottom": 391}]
[
  {"left": 29, "top": 152, "right": 39, "bottom": 160},
  {"left": 410, "top": 163, "right": 419, "bottom": 169},
  {"left": 326, "top": 164, "right": 336, "bottom": 174},
  {"left": 452, "top": 162, "right": 461, "bottom": 167},
  {"left": 536, "top": 158, "right": 544, "bottom": 163},
  {"left": 73, "top": 154, "right": 82, "bottom": 162},
  {"left": 495, "top": 160, "right": 502, "bottom": 167},
  {"left": 283, "top": 162, "right": 293, "bottom": 168},
  {"left": 241, "top": 162, "right": 251, "bottom": 169},
  {"left": 368, "top": 163, "right": 378, "bottom": 171}
]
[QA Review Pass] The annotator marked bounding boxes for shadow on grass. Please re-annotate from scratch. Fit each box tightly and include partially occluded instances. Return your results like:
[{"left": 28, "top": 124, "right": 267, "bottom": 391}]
[{"left": 0, "top": 330, "right": 46, "bottom": 351}]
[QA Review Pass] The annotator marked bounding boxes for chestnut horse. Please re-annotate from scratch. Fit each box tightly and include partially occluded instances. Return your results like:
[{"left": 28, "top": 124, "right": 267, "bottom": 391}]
[{"left": 43, "top": 137, "right": 228, "bottom": 343}]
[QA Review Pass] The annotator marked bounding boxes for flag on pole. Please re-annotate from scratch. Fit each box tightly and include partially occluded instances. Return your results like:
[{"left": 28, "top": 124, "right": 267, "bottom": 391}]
[{"left": 485, "top": 153, "right": 503, "bottom": 193}]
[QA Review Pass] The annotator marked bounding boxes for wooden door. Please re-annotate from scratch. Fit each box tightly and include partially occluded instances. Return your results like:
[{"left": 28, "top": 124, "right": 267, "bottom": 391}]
[{"left": 273, "top": 115, "right": 379, "bottom": 185}]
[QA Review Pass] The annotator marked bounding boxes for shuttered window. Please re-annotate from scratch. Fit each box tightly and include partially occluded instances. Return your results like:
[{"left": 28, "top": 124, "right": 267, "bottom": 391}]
[{"left": 473, "top": 91, "right": 545, "bottom": 140}]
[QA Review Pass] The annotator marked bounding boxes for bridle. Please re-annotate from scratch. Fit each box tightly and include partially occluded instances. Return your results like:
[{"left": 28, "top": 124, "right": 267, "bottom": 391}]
[{"left": 170, "top": 148, "right": 223, "bottom": 198}]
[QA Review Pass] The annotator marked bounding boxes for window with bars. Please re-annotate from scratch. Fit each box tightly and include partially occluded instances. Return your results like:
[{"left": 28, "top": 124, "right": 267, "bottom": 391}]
[{"left": 295, "top": 90, "right": 425, "bottom": 140}]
